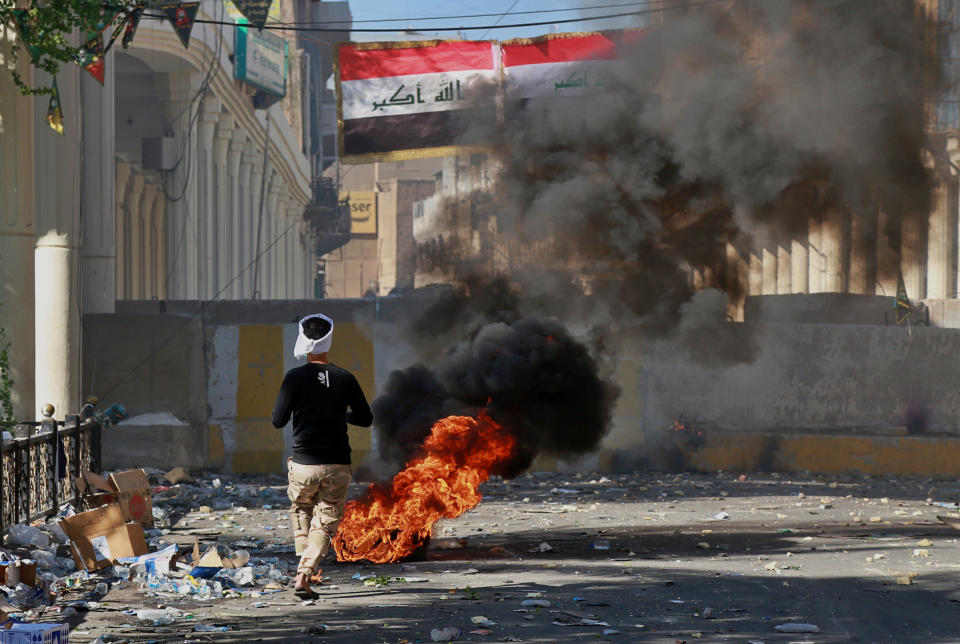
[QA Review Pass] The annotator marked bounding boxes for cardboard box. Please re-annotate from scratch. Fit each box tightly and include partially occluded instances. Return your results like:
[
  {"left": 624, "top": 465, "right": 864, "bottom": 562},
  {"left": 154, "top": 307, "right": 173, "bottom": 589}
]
[
  {"left": 0, "top": 622, "right": 69, "bottom": 643},
  {"left": 59, "top": 505, "right": 147, "bottom": 572},
  {"left": 107, "top": 469, "right": 153, "bottom": 528},
  {"left": 116, "top": 544, "right": 179, "bottom": 575},
  {"left": 0, "top": 561, "right": 36, "bottom": 587}
]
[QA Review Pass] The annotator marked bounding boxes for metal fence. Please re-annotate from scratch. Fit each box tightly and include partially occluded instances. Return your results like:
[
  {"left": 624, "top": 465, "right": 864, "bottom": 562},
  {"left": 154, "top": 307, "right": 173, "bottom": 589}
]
[{"left": 0, "top": 415, "right": 101, "bottom": 537}]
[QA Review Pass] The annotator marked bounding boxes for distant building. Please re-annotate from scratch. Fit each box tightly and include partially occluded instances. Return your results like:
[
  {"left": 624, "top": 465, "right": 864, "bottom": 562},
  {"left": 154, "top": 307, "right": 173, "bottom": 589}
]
[{"left": 321, "top": 160, "right": 442, "bottom": 298}]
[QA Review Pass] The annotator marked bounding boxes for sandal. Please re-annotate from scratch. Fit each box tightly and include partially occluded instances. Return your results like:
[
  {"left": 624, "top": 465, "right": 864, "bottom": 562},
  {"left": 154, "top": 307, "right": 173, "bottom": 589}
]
[{"left": 295, "top": 587, "right": 320, "bottom": 600}]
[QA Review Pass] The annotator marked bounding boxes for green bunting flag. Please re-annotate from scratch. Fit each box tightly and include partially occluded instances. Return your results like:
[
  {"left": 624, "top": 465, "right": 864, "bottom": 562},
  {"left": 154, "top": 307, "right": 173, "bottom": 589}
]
[
  {"left": 896, "top": 272, "right": 911, "bottom": 325},
  {"left": 47, "top": 78, "right": 63, "bottom": 135},
  {"left": 76, "top": 32, "right": 105, "bottom": 85},
  {"left": 231, "top": 0, "right": 273, "bottom": 30},
  {"left": 11, "top": 9, "right": 41, "bottom": 63},
  {"left": 161, "top": 2, "right": 201, "bottom": 49},
  {"left": 122, "top": 4, "right": 146, "bottom": 49}
]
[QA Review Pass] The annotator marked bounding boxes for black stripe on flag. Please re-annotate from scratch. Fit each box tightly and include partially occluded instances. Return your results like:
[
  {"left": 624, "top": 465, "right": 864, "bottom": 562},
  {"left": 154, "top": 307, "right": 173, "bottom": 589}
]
[{"left": 342, "top": 108, "right": 496, "bottom": 156}]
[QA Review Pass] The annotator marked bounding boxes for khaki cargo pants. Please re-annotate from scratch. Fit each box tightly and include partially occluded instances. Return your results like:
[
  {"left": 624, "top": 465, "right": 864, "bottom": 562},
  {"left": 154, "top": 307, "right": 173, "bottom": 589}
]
[{"left": 287, "top": 459, "right": 352, "bottom": 576}]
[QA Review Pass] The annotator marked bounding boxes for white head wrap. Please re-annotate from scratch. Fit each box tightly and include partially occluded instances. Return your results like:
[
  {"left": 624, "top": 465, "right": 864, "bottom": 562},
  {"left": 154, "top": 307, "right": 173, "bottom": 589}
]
[{"left": 294, "top": 313, "right": 334, "bottom": 359}]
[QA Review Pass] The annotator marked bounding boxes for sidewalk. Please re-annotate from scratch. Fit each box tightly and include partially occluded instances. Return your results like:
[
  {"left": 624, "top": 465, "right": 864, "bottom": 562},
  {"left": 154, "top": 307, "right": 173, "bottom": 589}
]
[{"left": 12, "top": 469, "right": 960, "bottom": 643}]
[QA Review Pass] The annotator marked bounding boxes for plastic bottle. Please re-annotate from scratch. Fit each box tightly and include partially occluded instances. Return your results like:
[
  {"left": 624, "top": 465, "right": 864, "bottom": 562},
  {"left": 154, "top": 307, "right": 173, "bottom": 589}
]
[{"left": 136, "top": 608, "right": 180, "bottom": 625}]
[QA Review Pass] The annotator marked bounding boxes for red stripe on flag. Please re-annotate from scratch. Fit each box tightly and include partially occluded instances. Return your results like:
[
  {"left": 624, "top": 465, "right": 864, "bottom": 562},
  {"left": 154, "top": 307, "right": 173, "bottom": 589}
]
[
  {"left": 339, "top": 41, "right": 495, "bottom": 81},
  {"left": 502, "top": 30, "right": 646, "bottom": 67}
]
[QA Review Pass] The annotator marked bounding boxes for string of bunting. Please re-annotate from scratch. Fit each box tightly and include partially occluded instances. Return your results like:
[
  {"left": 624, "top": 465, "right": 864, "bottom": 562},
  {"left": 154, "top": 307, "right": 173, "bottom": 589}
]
[{"left": 20, "top": 0, "right": 276, "bottom": 133}]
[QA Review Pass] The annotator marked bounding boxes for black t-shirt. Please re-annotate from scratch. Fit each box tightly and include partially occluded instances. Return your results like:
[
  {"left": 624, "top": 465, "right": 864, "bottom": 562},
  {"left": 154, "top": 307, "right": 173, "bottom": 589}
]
[{"left": 271, "top": 362, "right": 373, "bottom": 465}]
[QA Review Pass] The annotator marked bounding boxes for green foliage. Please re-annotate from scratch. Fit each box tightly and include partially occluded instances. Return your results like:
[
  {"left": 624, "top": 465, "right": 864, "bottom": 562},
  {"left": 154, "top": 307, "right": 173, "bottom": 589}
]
[
  {"left": 0, "top": 327, "right": 15, "bottom": 427},
  {"left": 0, "top": 1, "right": 140, "bottom": 96}
]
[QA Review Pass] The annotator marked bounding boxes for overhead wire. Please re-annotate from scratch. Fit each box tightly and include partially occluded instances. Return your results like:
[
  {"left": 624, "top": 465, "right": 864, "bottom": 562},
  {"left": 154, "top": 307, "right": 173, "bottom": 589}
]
[
  {"left": 269, "top": 0, "right": 675, "bottom": 26},
  {"left": 140, "top": 0, "right": 727, "bottom": 34},
  {"left": 478, "top": 0, "right": 522, "bottom": 41}
]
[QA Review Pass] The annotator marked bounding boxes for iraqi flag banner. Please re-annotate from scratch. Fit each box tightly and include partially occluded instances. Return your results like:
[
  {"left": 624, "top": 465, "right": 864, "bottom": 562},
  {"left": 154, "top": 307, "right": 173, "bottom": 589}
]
[
  {"left": 337, "top": 40, "right": 498, "bottom": 163},
  {"left": 501, "top": 30, "right": 644, "bottom": 101}
]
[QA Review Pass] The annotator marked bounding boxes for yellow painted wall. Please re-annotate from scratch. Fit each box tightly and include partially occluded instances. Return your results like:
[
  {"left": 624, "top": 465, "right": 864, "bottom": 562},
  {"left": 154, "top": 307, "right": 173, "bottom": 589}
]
[
  {"left": 222, "top": 322, "right": 376, "bottom": 474},
  {"left": 691, "top": 433, "right": 960, "bottom": 477},
  {"left": 328, "top": 321, "right": 376, "bottom": 466},
  {"left": 234, "top": 325, "right": 286, "bottom": 473}
]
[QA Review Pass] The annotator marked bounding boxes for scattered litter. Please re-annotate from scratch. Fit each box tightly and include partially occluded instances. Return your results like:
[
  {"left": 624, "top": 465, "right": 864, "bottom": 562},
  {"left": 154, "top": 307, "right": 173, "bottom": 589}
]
[
  {"left": 521, "top": 599, "right": 551, "bottom": 608},
  {"left": 774, "top": 623, "right": 820, "bottom": 633},
  {"left": 592, "top": 540, "right": 611, "bottom": 550},
  {"left": 537, "top": 542, "right": 553, "bottom": 552},
  {"left": 470, "top": 615, "right": 496, "bottom": 626},
  {"left": 164, "top": 467, "right": 194, "bottom": 484},
  {"left": 430, "top": 627, "right": 463, "bottom": 641}
]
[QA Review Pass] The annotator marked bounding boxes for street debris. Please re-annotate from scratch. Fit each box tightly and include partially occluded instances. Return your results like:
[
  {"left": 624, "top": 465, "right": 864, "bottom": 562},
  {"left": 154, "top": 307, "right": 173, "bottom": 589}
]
[
  {"left": 774, "top": 622, "right": 820, "bottom": 633},
  {"left": 0, "top": 467, "right": 954, "bottom": 641}
]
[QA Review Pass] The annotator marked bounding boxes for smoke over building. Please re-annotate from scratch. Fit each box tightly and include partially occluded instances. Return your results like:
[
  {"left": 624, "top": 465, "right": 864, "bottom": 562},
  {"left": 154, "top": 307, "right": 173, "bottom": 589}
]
[{"left": 371, "top": 0, "right": 949, "bottom": 471}]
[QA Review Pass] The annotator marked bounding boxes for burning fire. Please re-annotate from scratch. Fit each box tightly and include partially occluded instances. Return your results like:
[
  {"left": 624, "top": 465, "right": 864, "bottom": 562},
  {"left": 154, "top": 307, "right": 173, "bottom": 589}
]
[{"left": 333, "top": 412, "right": 516, "bottom": 563}]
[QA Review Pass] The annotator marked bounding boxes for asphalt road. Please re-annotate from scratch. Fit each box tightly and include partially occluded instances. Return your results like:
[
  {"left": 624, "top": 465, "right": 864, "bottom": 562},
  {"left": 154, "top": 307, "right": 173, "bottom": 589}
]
[{"left": 37, "top": 470, "right": 960, "bottom": 643}]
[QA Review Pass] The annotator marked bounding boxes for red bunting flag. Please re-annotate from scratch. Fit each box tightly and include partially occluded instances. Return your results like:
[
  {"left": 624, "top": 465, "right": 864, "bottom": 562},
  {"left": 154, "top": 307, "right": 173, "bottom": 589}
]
[
  {"left": 161, "top": 2, "right": 200, "bottom": 49},
  {"left": 77, "top": 32, "right": 105, "bottom": 85}
]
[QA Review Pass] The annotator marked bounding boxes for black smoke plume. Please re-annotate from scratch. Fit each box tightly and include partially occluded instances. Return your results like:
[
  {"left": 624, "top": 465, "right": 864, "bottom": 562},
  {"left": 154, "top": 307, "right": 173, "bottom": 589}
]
[
  {"left": 373, "top": 316, "right": 618, "bottom": 476},
  {"left": 371, "top": 0, "right": 935, "bottom": 471}
]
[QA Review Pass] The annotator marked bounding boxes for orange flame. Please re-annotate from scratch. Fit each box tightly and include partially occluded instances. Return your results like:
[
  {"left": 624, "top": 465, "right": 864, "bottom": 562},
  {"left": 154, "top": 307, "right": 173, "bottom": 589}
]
[{"left": 333, "top": 412, "right": 516, "bottom": 563}]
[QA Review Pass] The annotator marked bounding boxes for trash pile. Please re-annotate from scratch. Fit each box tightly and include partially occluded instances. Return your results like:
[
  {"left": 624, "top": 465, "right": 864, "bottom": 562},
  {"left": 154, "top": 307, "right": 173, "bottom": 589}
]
[{"left": 0, "top": 466, "right": 295, "bottom": 640}]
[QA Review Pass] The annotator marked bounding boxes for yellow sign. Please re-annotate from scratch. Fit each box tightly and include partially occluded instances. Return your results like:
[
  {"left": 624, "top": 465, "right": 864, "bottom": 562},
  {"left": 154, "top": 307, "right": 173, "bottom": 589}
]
[{"left": 342, "top": 191, "right": 377, "bottom": 235}]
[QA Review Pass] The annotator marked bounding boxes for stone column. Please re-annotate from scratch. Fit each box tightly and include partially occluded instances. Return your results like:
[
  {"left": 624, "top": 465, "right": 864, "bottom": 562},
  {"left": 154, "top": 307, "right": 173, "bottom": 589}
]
[
  {"left": 808, "top": 217, "right": 823, "bottom": 293},
  {"left": 725, "top": 243, "right": 748, "bottom": 321},
  {"left": 249, "top": 149, "right": 267, "bottom": 298},
  {"left": 197, "top": 98, "right": 221, "bottom": 300},
  {"left": 114, "top": 162, "right": 132, "bottom": 299},
  {"left": 150, "top": 189, "right": 166, "bottom": 299},
  {"left": 821, "top": 208, "right": 846, "bottom": 293},
  {"left": 162, "top": 72, "right": 203, "bottom": 299},
  {"left": 137, "top": 183, "right": 159, "bottom": 299},
  {"left": 227, "top": 130, "right": 246, "bottom": 299},
  {"left": 0, "top": 25, "right": 36, "bottom": 418},
  {"left": 34, "top": 65, "right": 82, "bottom": 417},
  {"left": 776, "top": 242, "right": 792, "bottom": 294},
  {"left": 761, "top": 247, "right": 777, "bottom": 295},
  {"left": 876, "top": 207, "right": 900, "bottom": 298},
  {"left": 264, "top": 180, "right": 281, "bottom": 298},
  {"left": 80, "top": 48, "right": 116, "bottom": 313},
  {"left": 124, "top": 172, "right": 145, "bottom": 300},
  {"left": 790, "top": 239, "right": 808, "bottom": 294},
  {"left": 926, "top": 177, "right": 955, "bottom": 299},
  {"left": 849, "top": 210, "right": 879, "bottom": 295},
  {"left": 212, "top": 114, "right": 234, "bottom": 299},
  {"left": 901, "top": 212, "right": 926, "bottom": 299},
  {"left": 748, "top": 249, "right": 762, "bottom": 298},
  {"left": 239, "top": 143, "right": 257, "bottom": 298}
]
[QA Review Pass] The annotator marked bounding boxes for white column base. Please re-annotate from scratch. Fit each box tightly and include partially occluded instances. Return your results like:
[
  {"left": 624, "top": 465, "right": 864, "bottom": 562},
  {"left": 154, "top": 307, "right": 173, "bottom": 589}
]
[{"left": 35, "top": 245, "right": 80, "bottom": 418}]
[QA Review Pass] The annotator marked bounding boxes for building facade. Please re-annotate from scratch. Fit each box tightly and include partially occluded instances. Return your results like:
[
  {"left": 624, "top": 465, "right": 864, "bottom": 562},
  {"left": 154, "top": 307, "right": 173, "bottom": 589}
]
[{"left": 0, "top": 3, "right": 317, "bottom": 422}]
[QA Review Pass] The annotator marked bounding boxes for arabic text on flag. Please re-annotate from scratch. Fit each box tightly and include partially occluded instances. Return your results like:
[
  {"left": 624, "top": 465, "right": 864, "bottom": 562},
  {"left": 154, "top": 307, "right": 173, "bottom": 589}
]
[
  {"left": 337, "top": 41, "right": 498, "bottom": 162},
  {"left": 501, "top": 30, "right": 644, "bottom": 100}
]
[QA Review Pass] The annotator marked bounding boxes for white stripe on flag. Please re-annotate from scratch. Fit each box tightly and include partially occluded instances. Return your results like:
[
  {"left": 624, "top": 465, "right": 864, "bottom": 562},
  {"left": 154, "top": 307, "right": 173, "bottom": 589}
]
[
  {"left": 341, "top": 69, "right": 497, "bottom": 120},
  {"left": 504, "top": 60, "right": 618, "bottom": 100}
]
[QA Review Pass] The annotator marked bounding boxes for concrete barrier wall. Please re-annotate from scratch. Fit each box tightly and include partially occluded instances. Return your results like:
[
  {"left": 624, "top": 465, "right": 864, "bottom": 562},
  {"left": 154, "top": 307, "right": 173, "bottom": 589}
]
[
  {"left": 642, "top": 323, "right": 960, "bottom": 436},
  {"left": 85, "top": 300, "right": 960, "bottom": 476}
]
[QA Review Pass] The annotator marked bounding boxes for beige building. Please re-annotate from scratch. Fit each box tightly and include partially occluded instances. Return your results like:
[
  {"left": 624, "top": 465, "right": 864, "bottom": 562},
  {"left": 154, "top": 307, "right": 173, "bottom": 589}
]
[{"left": 321, "top": 160, "right": 440, "bottom": 298}]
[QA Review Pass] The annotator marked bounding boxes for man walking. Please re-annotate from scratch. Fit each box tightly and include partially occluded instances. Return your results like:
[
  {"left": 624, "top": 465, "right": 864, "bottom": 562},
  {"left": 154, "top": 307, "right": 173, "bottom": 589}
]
[{"left": 272, "top": 313, "right": 373, "bottom": 599}]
